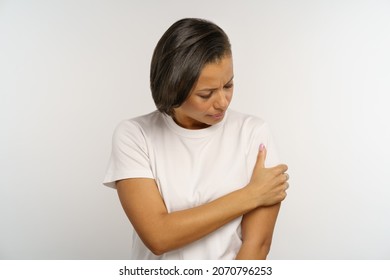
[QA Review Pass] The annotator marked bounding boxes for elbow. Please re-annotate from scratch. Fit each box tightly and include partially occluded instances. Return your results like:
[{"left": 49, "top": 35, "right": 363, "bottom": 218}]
[
  {"left": 260, "top": 242, "right": 272, "bottom": 258},
  {"left": 136, "top": 216, "right": 178, "bottom": 256},
  {"left": 149, "top": 244, "right": 167, "bottom": 256},
  {"left": 256, "top": 238, "right": 273, "bottom": 257},
  {"left": 143, "top": 236, "right": 172, "bottom": 256},
  {"left": 241, "top": 238, "right": 273, "bottom": 259},
  {"left": 259, "top": 239, "right": 273, "bottom": 258}
]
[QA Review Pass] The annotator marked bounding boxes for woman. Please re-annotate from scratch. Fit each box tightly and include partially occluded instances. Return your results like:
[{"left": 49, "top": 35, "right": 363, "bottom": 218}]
[{"left": 103, "top": 18, "right": 289, "bottom": 259}]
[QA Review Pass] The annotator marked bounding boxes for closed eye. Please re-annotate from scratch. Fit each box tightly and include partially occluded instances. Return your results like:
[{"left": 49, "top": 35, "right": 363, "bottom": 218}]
[
  {"left": 224, "top": 83, "right": 233, "bottom": 89},
  {"left": 199, "top": 92, "right": 213, "bottom": 99}
]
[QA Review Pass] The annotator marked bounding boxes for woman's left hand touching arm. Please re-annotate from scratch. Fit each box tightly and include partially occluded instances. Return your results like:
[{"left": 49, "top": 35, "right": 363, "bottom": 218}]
[{"left": 235, "top": 203, "right": 281, "bottom": 260}]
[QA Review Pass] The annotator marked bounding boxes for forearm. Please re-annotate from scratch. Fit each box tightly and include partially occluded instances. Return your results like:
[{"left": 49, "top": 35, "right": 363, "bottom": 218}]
[{"left": 143, "top": 187, "right": 258, "bottom": 255}]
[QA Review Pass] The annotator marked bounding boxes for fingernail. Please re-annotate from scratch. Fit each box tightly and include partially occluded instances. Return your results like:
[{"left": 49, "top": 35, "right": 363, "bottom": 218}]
[{"left": 259, "top": 143, "right": 265, "bottom": 151}]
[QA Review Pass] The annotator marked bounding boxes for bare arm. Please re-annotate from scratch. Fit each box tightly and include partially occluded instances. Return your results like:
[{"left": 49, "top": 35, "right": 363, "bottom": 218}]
[
  {"left": 235, "top": 203, "right": 281, "bottom": 259},
  {"left": 117, "top": 178, "right": 258, "bottom": 255},
  {"left": 236, "top": 146, "right": 286, "bottom": 259},
  {"left": 116, "top": 146, "right": 288, "bottom": 255}
]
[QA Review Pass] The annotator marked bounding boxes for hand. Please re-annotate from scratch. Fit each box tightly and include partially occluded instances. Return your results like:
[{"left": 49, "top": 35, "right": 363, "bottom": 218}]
[{"left": 247, "top": 144, "right": 289, "bottom": 207}]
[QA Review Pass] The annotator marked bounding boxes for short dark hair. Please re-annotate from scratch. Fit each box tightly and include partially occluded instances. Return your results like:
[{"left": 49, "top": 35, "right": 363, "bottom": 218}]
[{"left": 150, "top": 18, "right": 231, "bottom": 115}]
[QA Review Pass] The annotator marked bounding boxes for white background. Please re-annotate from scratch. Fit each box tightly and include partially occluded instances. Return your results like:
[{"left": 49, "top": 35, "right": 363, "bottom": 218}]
[{"left": 1, "top": 0, "right": 389, "bottom": 259}]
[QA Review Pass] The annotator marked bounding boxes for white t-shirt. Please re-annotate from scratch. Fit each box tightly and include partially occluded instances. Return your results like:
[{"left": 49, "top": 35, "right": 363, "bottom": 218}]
[{"left": 103, "top": 109, "right": 279, "bottom": 259}]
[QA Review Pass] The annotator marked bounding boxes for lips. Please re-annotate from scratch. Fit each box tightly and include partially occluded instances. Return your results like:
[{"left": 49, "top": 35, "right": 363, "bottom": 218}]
[{"left": 208, "top": 112, "right": 225, "bottom": 119}]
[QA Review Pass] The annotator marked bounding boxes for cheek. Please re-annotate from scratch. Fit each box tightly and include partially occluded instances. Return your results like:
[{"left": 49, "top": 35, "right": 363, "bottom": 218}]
[
  {"left": 190, "top": 99, "right": 212, "bottom": 112},
  {"left": 195, "top": 103, "right": 211, "bottom": 114},
  {"left": 226, "top": 91, "right": 233, "bottom": 103},
  {"left": 183, "top": 101, "right": 208, "bottom": 115}
]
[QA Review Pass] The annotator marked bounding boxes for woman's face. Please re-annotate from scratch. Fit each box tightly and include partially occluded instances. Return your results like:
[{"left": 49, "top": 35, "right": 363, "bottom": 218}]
[{"left": 173, "top": 55, "right": 234, "bottom": 129}]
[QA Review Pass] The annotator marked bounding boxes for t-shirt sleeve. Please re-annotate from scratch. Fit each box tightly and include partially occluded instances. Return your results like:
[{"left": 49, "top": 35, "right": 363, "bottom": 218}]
[
  {"left": 103, "top": 120, "right": 154, "bottom": 189},
  {"left": 261, "top": 122, "right": 280, "bottom": 168},
  {"left": 246, "top": 120, "right": 280, "bottom": 174}
]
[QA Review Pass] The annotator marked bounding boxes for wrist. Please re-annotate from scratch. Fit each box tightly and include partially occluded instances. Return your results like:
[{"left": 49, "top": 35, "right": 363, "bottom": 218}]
[
  {"left": 241, "top": 184, "right": 263, "bottom": 211},
  {"left": 244, "top": 183, "right": 265, "bottom": 209}
]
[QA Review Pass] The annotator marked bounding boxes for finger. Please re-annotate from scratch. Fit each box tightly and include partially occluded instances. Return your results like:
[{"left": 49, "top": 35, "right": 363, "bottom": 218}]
[
  {"left": 275, "top": 173, "right": 289, "bottom": 185},
  {"left": 274, "top": 164, "right": 288, "bottom": 174},
  {"left": 279, "top": 173, "right": 290, "bottom": 184},
  {"left": 255, "top": 143, "right": 267, "bottom": 169}
]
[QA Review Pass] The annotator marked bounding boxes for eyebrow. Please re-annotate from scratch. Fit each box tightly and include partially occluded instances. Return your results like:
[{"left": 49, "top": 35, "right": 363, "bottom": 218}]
[{"left": 196, "top": 75, "right": 234, "bottom": 92}]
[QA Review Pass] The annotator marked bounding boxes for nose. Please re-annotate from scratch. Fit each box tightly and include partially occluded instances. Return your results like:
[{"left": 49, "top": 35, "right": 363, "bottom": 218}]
[{"left": 214, "top": 90, "right": 229, "bottom": 110}]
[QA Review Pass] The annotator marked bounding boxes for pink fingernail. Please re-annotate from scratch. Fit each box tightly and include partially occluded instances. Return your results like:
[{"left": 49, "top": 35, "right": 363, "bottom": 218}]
[{"left": 259, "top": 143, "right": 265, "bottom": 151}]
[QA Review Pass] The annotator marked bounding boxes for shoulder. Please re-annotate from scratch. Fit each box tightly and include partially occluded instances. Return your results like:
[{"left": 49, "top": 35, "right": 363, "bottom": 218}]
[
  {"left": 225, "top": 109, "right": 267, "bottom": 132},
  {"left": 224, "top": 110, "right": 275, "bottom": 148},
  {"left": 114, "top": 111, "right": 163, "bottom": 134},
  {"left": 226, "top": 110, "right": 280, "bottom": 166},
  {"left": 112, "top": 111, "right": 164, "bottom": 144}
]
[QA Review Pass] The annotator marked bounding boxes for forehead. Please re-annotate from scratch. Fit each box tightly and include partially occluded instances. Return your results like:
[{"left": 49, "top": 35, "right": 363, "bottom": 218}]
[{"left": 195, "top": 56, "right": 234, "bottom": 88}]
